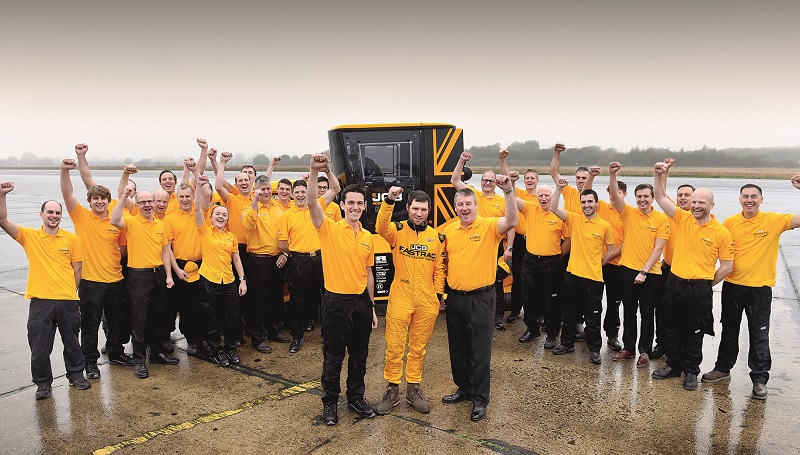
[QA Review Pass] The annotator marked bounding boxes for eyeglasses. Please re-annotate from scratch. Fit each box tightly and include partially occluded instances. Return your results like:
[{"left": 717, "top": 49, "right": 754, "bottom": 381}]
[
  {"left": 318, "top": 186, "right": 329, "bottom": 190},
  {"left": 137, "top": 200, "right": 154, "bottom": 205},
  {"left": 481, "top": 179, "right": 495, "bottom": 184}
]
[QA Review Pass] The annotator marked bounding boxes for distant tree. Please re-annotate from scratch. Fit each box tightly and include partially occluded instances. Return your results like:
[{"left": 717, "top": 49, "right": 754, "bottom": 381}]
[
  {"left": 136, "top": 158, "right": 153, "bottom": 167},
  {"left": 19, "top": 152, "right": 38, "bottom": 165},
  {"left": 252, "top": 154, "right": 269, "bottom": 166}
]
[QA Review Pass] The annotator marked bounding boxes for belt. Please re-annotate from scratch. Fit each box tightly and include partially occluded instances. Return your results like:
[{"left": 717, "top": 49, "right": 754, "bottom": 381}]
[
  {"left": 291, "top": 250, "right": 320, "bottom": 257},
  {"left": 669, "top": 273, "right": 711, "bottom": 284},
  {"left": 447, "top": 283, "right": 494, "bottom": 296},
  {"left": 129, "top": 265, "right": 164, "bottom": 272},
  {"left": 526, "top": 253, "right": 559, "bottom": 260},
  {"left": 249, "top": 253, "right": 278, "bottom": 258}
]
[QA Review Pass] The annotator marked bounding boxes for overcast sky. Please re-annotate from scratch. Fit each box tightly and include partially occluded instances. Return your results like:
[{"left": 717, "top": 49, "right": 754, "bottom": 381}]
[{"left": 2, "top": 0, "right": 798, "bottom": 161}]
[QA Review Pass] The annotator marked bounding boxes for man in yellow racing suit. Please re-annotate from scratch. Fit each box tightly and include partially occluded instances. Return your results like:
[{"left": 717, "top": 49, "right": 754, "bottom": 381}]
[{"left": 374, "top": 186, "right": 445, "bottom": 415}]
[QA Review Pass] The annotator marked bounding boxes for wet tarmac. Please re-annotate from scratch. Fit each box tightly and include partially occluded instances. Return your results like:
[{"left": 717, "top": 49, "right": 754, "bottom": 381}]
[{"left": 1, "top": 219, "right": 799, "bottom": 454}]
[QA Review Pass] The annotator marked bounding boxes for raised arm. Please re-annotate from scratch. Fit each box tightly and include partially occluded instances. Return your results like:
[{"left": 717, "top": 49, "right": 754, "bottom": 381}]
[
  {"left": 308, "top": 155, "right": 328, "bottom": 229},
  {"left": 180, "top": 157, "right": 193, "bottom": 185},
  {"left": 498, "top": 148, "right": 510, "bottom": 176},
  {"left": 215, "top": 152, "right": 233, "bottom": 202},
  {"left": 194, "top": 176, "right": 208, "bottom": 227},
  {"left": 323, "top": 165, "right": 341, "bottom": 205},
  {"left": 376, "top": 186, "right": 402, "bottom": 245},
  {"left": 60, "top": 159, "right": 80, "bottom": 213},
  {"left": 608, "top": 162, "right": 626, "bottom": 212},
  {"left": 653, "top": 162, "right": 677, "bottom": 217},
  {"left": 551, "top": 178, "right": 568, "bottom": 221},
  {"left": 549, "top": 143, "right": 566, "bottom": 183},
  {"left": 111, "top": 183, "right": 134, "bottom": 230},
  {"left": 584, "top": 165, "right": 600, "bottom": 191},
  {"left": 74, "top": 143, "right": 97, "bottom": 190},
  {"left": 495, "top": 175, "right": 518, "bottom": 235},
  {"left": 118, "top": 164, "right": 138, "bottom": 201},
  {"left": 450, "top": 151, "right": 471, "bottom": 191},
  {"left": 195, "top": 138, "right": 209, "bottom": 174},
  {"left": 265, "top": 156, "right": 280, "bottom": 180},
  {"left": 790, "top": 175, "right": 800, "bottom": 228},
  {"left": 0, "top": 182, "right": 19, "bottom": 240}
]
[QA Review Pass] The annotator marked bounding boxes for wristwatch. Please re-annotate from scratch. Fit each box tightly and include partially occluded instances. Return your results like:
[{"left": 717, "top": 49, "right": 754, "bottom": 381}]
[
  {"left": 239, "top": 275, "right": 247, "bottom": 281},
  {"left": 639, "top": 270, "right": 648, "bottom": 276}
]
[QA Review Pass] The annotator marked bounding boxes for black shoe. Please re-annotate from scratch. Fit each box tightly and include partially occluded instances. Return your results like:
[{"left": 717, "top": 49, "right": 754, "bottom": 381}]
[
  {"left": 186, "top": 342, "right": 199, "bottom": 356},
  {"left": 268, "top": 333, "right": 292, "bottom": 343},
  {"left": 69, "top": 376, "right": 91, "bottom": 390},
  {"left": 650, "top": 345, "right": 664, "bottom": 360},
  {"left": 652, "top": 366, "right": 682, "bottom": 380},
  {"left": 494, "top": 317, "right": 506, "bottom": 331},
  {"left": 150, "top": 353, "right": 179, "bottom": 365},
  {"left": 213, "top": 351, "right": 230, "bottom": 367},
  {"left": 553, "top": 344, "right": 575, "bottom": 355},
  {"left": 226, "top": 350, "right": 241, "bottom": 364},
  {"left": 85, "top": 362, "right": 101, "bottom": 379},
  {"left": 198, "top": 341, "right": 213, "bottom": 358},
  {"left": 348, "top": 398, "right": 376, "bottom": 418},
  {"left": 518, "top": 329, "right": 537, "bottom": 343},
  {"left": 683, "top": 373, "right": 699, "bottom": 391},
  {"left": 506, "top": 313, "right": 521, "bottom": 323},
  {"left": 234, "top": 337, "right": 245, "bottom": 347},
  {"left": 305, "top": 320, "right": 317, "bottom": 332},
  {"left": 162, "top": 341, "right": 175, "bottom": 353},
  {"left": 471, "top": 404, "right": 487, "bottom": 421},
  {"left": 442, "top": 391, "right": 468, "bottom": 404},
  {"left": 289, "top": 338, "right": 303, "bottom": 354},
  {"left": 35, "top": 384, "right": 52, "bottom": 400},
  {"left": 109, "top": 353, "right": 135, "bottom": 366},
  {"left": 590, "top": 351, "right": 602, "bottom": 365},
  {"left": 253, "top": 342, "right": 273, "bottom": 354},
  {"left": 322, "top": 402, "right": 338, "bottom": 426},
  {"left": 606, "top": 337, "right": 623, "bottom": 352},
  {"left": 544, "top": 335, "right": 557, "bottom": 349},
  {"left": 575, "top": 331, "right": 586, "bottom": 342},
  {"left": 135, "top": 364, "right": 149, "bottom": 379}
]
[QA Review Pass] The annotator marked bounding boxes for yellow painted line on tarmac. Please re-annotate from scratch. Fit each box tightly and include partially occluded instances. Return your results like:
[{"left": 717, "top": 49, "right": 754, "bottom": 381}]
[{"left": 93, "top": 379, "right": 321, "bottom": 455}]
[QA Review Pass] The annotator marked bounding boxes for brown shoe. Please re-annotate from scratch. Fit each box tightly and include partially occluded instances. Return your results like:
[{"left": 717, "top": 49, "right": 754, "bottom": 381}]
[
  {"left": 752, "top": 383, "right": 768, "bottom": 400},
  {"left": 613, "top": 349, "right": 635, "bottom": 361},
  {"left": 636, "top": 353, "right": 649, "bottom": 368},
  {"left": 406, "top": 383, "right": 430, "bottom": 413},
  {"left": 701, "top": 370, "right": 730, "bottom": 383},
  {"left": 375, "top": 384, "right": 399, "bottom": 415}
]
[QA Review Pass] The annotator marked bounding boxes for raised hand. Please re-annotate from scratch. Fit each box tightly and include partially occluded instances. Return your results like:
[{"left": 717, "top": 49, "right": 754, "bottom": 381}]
[
  {"left": 75, "top": 144, "right": 88, "bottom": 156},
  {"left": 0, "top": 181, "right": 14, "bottom": 194},
  {"left": 310, "top": 154, "right": 329, "bottom": 171},
  {"left": 654, "top": 162, "right": 667, "bottom": 175},
  {"left": 123, "top": 182, "right": 136, "bottom": 198},
  {"left": 791, "top": 175, "right": 800, "bottom": 190},
  {"left": 220, "top": 151, "right": 233, "bottom": 163},
  {"left": 495, "top": 174, "right": 513, "bottom": 192},
  {"left": 197, "top": 138, "right": 208, "bottom": 149},
  {"left": 556, "top": 177, "right": 569, "bottom": 190},
  {"left": 590, "top": 166, "right": 601, "bottom": 176},
  {"left": 185, "top": 157, "right": 197, "bottom": 172},
  {"left": 663, "top": 158, "right": 676, "bottom": 170},
  {"left": 207, "top": 148, "right": 218, "bottom": 161},
  {"left": 124, "top": 164, "right": 138, "bottom": 175},
  {"left": 61, "top": 158, "right": 77, "bottom": 171},
  {"left": 554, "top": 143, "right": 566, "bottom": 154},
  {"left": 460, "top": 151, "right": 473, "bottom": 162},
  {"left": 509, "top": 170, "right": 519, "bottom": 182},
  {"left": 609, "top": 162, "right": 621, "bottom": 174},
  {"left": 272, "top": 156, "right": 281, "bottom": 166},
  {"left": 498, "top": 148, "right": 509, "bottom": 160},
  {"left": 387, "top": 186, "right": 403, "bottom": 201}
]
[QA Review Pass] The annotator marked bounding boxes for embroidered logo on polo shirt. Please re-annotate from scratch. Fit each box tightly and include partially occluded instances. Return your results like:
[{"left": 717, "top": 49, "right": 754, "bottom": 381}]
[
  {"left": 592, "top": 233, "right": 602, "bottom": 240},
  {"left": 646, "top": 225, "right": 657, "bottom": 232},
  {"left": 700, "top": 237, "right": 713, "bottom": 247},
  {"left": 469, "top": 234, "right": 481, "bottom": 242},
  {"left": 754, "top": 230, "right": 768, "bottom": 238},
  {"left": 547, "top": 219, "right": 558, "bottom": 225},
  {"left": 57, "top": 247, "right": 70, "bottom": 256}
]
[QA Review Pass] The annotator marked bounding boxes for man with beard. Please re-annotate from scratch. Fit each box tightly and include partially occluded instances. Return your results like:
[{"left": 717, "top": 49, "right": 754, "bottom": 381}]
[
  {"left": 308, "top": 154, "right": 379, "bottom": 426},
  {"left": 700, "top": 177, "right": 800, "bottom": 399},
  {"left": 1, "top": 181, "right": 90, "bottom": 399},
  {"left": 550, "top": 179, "right": 616, "bottom": 364},
  {"left": 373, "top": 186, "right": 446, "bottom": 415},
  {"left": 652, "top": 162, "right": 733, "bottom": 391},
  {"left": 441, "top": 175, "right": 517, "bottom": 422}
]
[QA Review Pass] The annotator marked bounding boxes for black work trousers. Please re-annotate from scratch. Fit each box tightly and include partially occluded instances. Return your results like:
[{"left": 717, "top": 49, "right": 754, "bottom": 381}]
[
  {"left": 560, "top": 273, "right": 604, "bottom": 352},
  {"left": 494, "top": 243, "right": 507, "bottom": 318},
  {"left": 445, "top": 286, "right": 494, "bottom": 406},
  {"left": 248, "top": 253, "right": 285, "bottom": 345},
  {"left": 602, "top": 263, "right": 623, "bottom": 338},
  {"left": 507, "top": 234, "right": 527, "bottom": 317},
  {"left": 286, "top": 253, "right": 324, "bottom": 339},
  {"left": 521, "top": 253, "right": 561, "bottom": 336},
  {"left": 620, "top": 266, "right": 662, "bottom": 354},
  {"left": 198, "top": 276, "right": 241, "bottom": 353},
  {"left": 78, "top": 279, "right": 126, "bottom": 362},
  {"left": 715, "top": 282, "right": 772, "bottom": 384},
  {"left": 128, "top": 267, "right": 168, "bottom": 364},
  {"left": 320, "top": 289, "right": 373, "bottom": 405},
  {"left": 28, "top": 299, "right": 85, "bottom": 386},
  {"left": 663, "top": 274, "right": 714, "bottom": 375},
  {"left": 165, "top": 259, "right": 202, "bottom": 345}
]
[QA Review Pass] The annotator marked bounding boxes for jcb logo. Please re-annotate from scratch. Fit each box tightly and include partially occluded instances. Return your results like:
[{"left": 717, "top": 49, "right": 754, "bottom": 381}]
[
  {"left": 373, "top": 193, "right": 402, "bottom": 202},
  {"left": 408, "top": 244, "right": 429, "bottom": 251}
]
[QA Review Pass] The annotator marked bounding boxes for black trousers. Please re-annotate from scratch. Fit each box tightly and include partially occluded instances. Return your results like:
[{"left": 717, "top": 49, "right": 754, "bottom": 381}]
[
  {"left": 320, "top": 289, "right": 373, "bottom": 405},
  {"left": 602, "top": 263, "right": 623, "bottom": 338},
  {"left": 248, "top": 254, "right": 285, "bottom": 345},
  {"left": 656, "top": 260, "right": 671, "bottom": 348},
  {"left": 78, "top": 279, "right": 126, "bottom": 362},
  {"left": 521, "top": 253, "right": 561, "bottom": 335},
  {"left": 128, "top": 267, "right": 168, "bottom": 364},
  {"left": 663, "top": 274, "right": 713, "bottom": 375},
  {"left": 620, "top": 266, "right": 662, "bottom": 354},
  {"left": 494, "top": 243, "right": 507, "bottom": 318},
  {"left": 198, "top": 276, "right": 241, "bottom": 353},
  {"left": 507, "top": 234, "right": 527, "bottom": 317},
  {"left": 164, "top": 259, "right": 203, "bottom": 345},
  {"left": 560, "top": 273, "right": 604, "bottom": 352},
  {"left": 445, "top": 287, "right": 494, "bottom": 406},
  {"left": 28, "top": 299, "right": 85, "bottom": 385},
  {"left": 286, "top": 253, "right": 324, "bottom": 339},
  {"left": 715, "top": 282, "right": 772, "bottom": 384}
]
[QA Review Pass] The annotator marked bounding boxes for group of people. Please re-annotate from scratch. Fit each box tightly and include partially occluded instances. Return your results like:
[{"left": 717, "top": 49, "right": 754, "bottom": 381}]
[{"left": 1, "top": 140, "right": 798, "bottom": 425}]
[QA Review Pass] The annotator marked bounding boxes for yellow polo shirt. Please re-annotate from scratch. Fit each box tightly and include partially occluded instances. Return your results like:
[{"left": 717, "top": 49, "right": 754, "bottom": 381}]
[
  {"left": 197, "top": 224, "right": 238, "bottom": 284},
  {"left": 68, "top": 205, "right": 123, "bottom": 283},
  {"left": 618, "top": 204, "right": 669, "bottom": 274},
  {"left": 723, "top": 211, "right": 794, "bottom": 287},
  {"left": 467, "top": 186, "right": 504, "bottom": 218},
  {"left": 564, "top": 212, "right": 615, "bottom": 282},
  {"left": 276, "top": 199, "right": 294, "bottom": 213},
  {"left": 223, "top": 192, "right": 253, "bottom": 245},
  {"left": 444, "top": 216, "right": 503, "bottom": 291},
  {"left": 520, "top": 201, "right": 564, "bottom": 256},
  {"left": 562, "top": 184, "right": 582, "bottom": 214},
  {"left": 318, "top": 218, "right": 374, "bottom": 294},
  {"left": 670, "top": 208, "right": 734, "bottom": 280},
  {"left": 15, "top": 227, "right": 83, "bottom": 300},
  {"left": 596, "top": 200, "right": 625, "bottom": 266},
  {"left": 165, "top": 192, "right": 179, "bottom": 216},
  {"left": 323, "top": 199, "right": 342, "bottom": 222},
  {"left": 277, "top": 205, "right": 322, "bottom": 253},
  {"left": 241, "top": 202, "right": 283, "bottom": 255},
  {"left": 164, "top": 207, "right": 203, "bottom": 261},
  {"left": 514, "top": 187, "right": 538, "bottom": 235},
  {"left": 121, "top": 214, "right": 168, "bottom": 268}
]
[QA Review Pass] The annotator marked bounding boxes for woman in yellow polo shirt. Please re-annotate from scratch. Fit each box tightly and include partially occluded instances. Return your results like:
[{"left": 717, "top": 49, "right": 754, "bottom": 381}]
[{"left": 194, "top": 176, "right": 247, "bottom": 367}]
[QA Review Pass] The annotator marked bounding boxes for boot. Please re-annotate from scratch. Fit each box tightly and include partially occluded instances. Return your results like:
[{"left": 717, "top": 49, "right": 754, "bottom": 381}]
[
  {"left": 374, "top": 384, "right": 399, "bottom": 415},
  {"left": 406, "top": 383, "right": 430, "bottom": 413}
]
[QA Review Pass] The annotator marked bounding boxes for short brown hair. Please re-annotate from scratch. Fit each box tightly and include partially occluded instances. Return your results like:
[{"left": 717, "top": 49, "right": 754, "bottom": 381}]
[{"left": 86, "top": 185, "right": 112, "bottom": 203}]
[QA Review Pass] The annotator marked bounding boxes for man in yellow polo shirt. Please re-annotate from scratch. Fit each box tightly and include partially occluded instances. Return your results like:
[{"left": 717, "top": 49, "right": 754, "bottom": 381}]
[
  {"left": 111, "top": 183, "right": 177, "bottom": 380},
  {"left": 442, "top": 175, "right": 517, "bottom": 422},
  {"left": 60, "top": 158, "right": 131, "bottom": 382},
  {"left": 700, "top": 179, "right": 800, "bottom": 399},
  {"left": 653, "top": 162, "right": 733, "bottom": 391},
  {"left": 550, "top": 179, "right": 616, "bottom": 364},
  {"left": 317, "top": 175, "right": 342, "bottom": 221},
  {"left": 157, "top": 170, "right": 179, "bottom": 216},
  {"left": 308, "top": 154, "right": 378, "bottom": 426},
  {"left": 608, "top": 162, "right": 669, "bottom": 368},
  {"left": 1, "top": 181, "right": 91, "bottom": 399}
]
